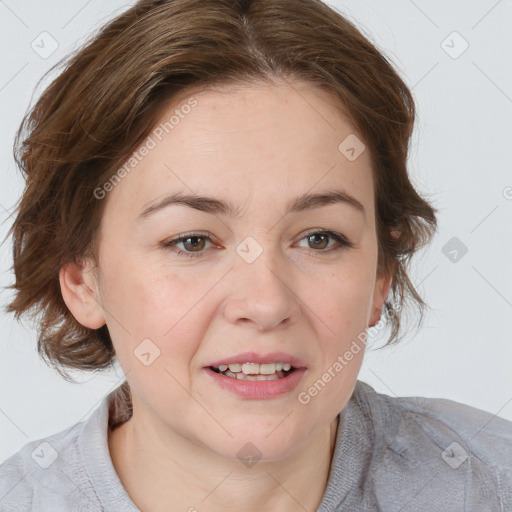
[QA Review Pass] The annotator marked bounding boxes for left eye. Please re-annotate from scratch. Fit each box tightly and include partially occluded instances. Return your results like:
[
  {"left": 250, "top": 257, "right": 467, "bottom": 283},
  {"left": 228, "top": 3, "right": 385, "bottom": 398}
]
[
  {"left": 296, "top": 230, "right": 352, "bottom": 251},
  {"left": 162, "top": 230, "right": 354, "bottom": 259},
  {"left": 162, "top": 233, "right": 215, "bottom": 258}
]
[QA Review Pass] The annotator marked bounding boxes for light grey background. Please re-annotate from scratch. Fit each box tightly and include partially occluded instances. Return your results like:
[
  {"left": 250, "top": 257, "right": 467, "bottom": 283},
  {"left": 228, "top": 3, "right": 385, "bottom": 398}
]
[{"left": 1, "top": 0, "right": 511, "bottom": 463}]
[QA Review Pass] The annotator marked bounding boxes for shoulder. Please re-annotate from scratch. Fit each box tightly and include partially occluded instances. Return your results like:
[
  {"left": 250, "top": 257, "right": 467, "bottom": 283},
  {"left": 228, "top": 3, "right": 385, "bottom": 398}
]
[
  {"left": 385, "top": 386, "right": 512, "bottom": 467},
  {"left": 0, "top": 419, "right": 97, "bottom": 511},
  {"left": 354, "top": 379, "right": 512, "bottom": 464},
  {"left": 354, "top": 380, "right": 512, "bottom": 510}
]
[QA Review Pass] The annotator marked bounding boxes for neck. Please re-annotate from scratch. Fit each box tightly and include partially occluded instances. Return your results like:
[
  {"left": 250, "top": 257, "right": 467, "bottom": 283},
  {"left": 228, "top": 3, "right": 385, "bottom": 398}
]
[{"left": 108, "top": 406, "right": 340, "bottom": 512}]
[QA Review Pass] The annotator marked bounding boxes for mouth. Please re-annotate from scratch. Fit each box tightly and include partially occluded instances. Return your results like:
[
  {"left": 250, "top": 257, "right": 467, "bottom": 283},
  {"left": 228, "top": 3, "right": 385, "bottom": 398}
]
[
  {"left": 203, "top": 354, "right": 307, "bottom": 399},
  {"left": 207, "top": 362, "right": 298, "bottom": 381}
]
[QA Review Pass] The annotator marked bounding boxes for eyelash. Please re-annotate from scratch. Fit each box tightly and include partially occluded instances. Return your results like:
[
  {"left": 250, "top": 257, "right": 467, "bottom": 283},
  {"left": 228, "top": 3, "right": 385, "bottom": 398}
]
[{"left": 162, "top": 230, "right": 355, "bottom": 259}]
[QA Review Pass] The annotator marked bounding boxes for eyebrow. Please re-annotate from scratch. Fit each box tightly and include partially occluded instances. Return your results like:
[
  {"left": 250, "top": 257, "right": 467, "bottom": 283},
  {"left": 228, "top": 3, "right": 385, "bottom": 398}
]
[{"left": 136, "top": 189, "right": 366, "bottom": 222}]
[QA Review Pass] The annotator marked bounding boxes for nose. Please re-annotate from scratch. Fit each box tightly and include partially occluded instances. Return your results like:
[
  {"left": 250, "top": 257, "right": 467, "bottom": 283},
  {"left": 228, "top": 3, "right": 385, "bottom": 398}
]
[{"left": 222, "top": 246, "right": 302, "bottom": 331}]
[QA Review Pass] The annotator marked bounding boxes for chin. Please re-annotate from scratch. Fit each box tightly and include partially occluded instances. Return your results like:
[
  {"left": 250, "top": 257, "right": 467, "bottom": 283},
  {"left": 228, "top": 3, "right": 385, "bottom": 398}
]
[{"left": 208, "top": 433, "right": 303, "bottom": 466}]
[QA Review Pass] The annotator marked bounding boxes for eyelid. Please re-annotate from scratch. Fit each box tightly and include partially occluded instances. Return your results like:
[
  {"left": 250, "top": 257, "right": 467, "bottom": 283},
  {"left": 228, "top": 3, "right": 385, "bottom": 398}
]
[
  {"left": 296, "top": 229, "right": 355, "bottom": 251},
  {"left": 162, "top": 229, "right": 354, "bottom": 258}
]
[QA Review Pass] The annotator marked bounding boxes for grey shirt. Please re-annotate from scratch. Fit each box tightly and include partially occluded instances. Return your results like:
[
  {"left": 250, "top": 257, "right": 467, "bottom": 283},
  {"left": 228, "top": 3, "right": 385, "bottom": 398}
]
[{"left": 1, "top": 379, "right": 511, "bottom": 511}]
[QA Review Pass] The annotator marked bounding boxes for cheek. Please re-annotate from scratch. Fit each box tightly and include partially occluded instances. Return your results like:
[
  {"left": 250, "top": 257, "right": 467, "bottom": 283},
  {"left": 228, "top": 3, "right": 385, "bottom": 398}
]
[
  {"left": 130, "top": 274, "right": 201, "bottom": 350},
  {"left": 98, "top": 255, "right": 203, "bottom": 368},
  {"left": 303, "top": 274, "right": 371, "bottom": 412},
  {"left": 317, "top": 261, "right": 376, "bottom": 338}
]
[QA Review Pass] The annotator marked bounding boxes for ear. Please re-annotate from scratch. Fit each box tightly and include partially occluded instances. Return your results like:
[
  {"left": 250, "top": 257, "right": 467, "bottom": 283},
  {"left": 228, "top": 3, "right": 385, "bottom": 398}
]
[
  {"left": 59, "top": 258, "right": 106, "bottom": 329},
  {"left": 369, "top": 267, "right": 394, "bottom": 327}
]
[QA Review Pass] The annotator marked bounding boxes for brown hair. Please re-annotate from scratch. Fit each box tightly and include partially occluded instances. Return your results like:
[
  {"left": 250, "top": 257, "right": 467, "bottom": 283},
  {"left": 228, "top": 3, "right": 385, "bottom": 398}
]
[{"left": 3, "top": 0, "right": 438, "bottom": 384}]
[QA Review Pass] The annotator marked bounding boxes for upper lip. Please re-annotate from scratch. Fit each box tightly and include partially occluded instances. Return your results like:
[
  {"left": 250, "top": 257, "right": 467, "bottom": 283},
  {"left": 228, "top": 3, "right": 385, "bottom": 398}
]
[{"left": 206, "top": 351, "right": 307, "bottom": 369}]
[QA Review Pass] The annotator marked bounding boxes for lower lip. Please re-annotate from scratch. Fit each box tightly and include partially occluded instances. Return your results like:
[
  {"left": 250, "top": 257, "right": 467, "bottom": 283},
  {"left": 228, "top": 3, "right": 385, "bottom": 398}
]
[{"left": 203, "top": 367, "right": 307, "bottom": 399}]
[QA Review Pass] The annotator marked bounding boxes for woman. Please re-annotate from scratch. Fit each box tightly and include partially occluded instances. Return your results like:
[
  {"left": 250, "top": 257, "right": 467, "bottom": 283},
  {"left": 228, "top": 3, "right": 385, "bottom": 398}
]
[{"left": 1, "top": 0, "right": 510, "bottom": 510}]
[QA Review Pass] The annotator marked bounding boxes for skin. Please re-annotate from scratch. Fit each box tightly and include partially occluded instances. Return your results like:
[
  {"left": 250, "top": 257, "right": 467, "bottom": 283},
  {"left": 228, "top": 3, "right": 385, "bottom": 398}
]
[{"left": 60, "top": 79, "right": 392, "bottom": 512}]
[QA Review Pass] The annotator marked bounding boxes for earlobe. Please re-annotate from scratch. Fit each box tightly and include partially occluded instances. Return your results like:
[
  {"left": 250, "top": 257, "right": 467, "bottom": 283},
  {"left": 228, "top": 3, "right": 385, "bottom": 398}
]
[
  {"left": 369, "top": 270, "right": 393, "bottom": 327},
  {"left": 59, "top": 259, "right": 106, "bottom": 329}
]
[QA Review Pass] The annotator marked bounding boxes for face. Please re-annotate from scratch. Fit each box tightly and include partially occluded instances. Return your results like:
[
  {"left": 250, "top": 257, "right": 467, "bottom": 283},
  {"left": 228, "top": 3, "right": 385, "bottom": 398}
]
[{"left": 64, "top": 79, "right": 391, "bottom": 462}]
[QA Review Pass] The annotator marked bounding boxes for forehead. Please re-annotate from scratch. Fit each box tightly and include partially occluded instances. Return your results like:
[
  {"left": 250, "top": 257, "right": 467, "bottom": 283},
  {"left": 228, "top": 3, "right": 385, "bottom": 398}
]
[{"left": 102, "top": 79, "right": 374, "bottom": 224}]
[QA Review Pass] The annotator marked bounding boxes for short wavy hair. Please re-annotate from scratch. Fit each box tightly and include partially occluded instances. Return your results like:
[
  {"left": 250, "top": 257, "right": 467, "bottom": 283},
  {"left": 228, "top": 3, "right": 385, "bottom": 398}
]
[{"left": 3, "top": 0, "right": 438, "bottom": 383}]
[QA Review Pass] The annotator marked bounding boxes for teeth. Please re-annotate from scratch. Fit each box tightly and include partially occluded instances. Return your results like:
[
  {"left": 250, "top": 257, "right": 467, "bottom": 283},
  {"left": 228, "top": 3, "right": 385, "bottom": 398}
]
[
  {"left": 241, "top": 362, "right": 260, "bottom": 375},
  {"left": 259, "top": 363, "right": 277, "bottom": 375},
  {"left": 215, "top": 362, "right": 295, "bottom": 376},
  {"left": 236, "top": 373, "right": 279, "bottom": 381}
]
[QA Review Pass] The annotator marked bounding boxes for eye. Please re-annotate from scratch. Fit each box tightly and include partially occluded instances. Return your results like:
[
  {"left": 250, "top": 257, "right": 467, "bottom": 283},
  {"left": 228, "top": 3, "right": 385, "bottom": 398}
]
[
  {"left": 162, "top": 232, "right": 215, "bottom": 258},
  {"left": 296, "top": 230, "right": 355, "bottom": 254},
  {"left": 161, "top": 229, "right": 355, "bottom": 259}
]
